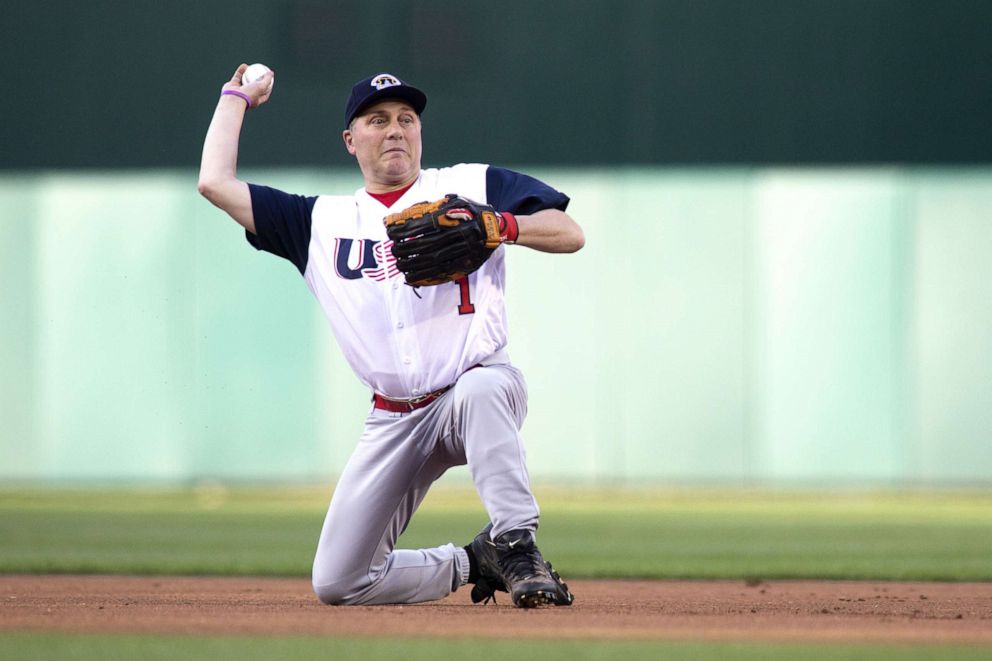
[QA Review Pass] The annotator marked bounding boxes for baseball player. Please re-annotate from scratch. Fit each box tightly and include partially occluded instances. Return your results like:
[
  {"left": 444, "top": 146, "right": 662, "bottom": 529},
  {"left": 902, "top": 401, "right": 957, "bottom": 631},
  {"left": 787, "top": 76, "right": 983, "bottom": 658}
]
[{"left": 198, "top": 65, "right": 584, "bottom": 608}]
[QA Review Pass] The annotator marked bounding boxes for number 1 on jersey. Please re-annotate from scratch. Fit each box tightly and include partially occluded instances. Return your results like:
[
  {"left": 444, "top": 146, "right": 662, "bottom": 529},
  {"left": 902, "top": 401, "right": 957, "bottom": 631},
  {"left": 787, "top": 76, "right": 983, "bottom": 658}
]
[{"left": 456, "top": 276, "right": 475, "bottom": 315}]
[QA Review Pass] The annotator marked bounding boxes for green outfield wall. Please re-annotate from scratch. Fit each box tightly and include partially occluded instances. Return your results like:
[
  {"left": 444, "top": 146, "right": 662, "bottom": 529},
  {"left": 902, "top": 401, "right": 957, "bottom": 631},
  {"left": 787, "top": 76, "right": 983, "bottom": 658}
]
[
  {"left": 4, "top": 1, "right": 991, "bottom": 168},
  {"left": 1, "top": 168, "right": 991, "bottom": 485}
]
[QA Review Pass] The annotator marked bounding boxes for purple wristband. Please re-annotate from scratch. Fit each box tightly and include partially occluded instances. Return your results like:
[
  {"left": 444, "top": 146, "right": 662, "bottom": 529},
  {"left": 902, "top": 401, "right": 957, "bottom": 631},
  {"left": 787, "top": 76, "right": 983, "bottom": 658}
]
[{"left": 221, "top": 89, "right": 252, "bottom": 109}]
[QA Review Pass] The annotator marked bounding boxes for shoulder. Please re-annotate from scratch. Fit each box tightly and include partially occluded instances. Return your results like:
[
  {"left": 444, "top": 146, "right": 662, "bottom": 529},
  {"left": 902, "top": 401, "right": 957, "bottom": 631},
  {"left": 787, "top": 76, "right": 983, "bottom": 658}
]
[
  {"left": 419, "top": 163, "right": 489, "bottom": 187},
  {"left": 415, "top": 164, "right": 490, "bottom": 203},
  {"left": 313, "top": 192, "right": 358, "bottom": 214},
  {"left": 245, "top": 184, "right": 322, "bottom": 275},
  {"left": 483, "top": 166, "right": 570, "bottom": 214}
]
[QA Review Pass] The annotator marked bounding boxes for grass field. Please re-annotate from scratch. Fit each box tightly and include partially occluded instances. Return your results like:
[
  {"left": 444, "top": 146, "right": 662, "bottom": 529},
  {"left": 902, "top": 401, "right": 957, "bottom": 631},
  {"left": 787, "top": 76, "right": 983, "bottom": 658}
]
[
  {"left": 1, "top": 633, "right": 990, "bottom": 661},
  {"left": 1, "top": 485, "right": 990, "bottom": 580}
]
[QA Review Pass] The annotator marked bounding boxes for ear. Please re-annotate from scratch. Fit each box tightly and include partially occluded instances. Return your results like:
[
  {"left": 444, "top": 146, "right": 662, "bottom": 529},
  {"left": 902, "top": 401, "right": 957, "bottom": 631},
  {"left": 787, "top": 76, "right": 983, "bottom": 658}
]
[{"left": 342, "top": 130, "right": 356, "bottom": 155}]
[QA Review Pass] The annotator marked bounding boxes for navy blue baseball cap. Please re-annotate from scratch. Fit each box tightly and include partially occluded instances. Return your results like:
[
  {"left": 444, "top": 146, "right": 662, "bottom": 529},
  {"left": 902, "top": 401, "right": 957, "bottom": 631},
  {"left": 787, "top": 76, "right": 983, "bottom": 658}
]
[{"left": 344, "top": 73, "right": 427, "bottom": 128}]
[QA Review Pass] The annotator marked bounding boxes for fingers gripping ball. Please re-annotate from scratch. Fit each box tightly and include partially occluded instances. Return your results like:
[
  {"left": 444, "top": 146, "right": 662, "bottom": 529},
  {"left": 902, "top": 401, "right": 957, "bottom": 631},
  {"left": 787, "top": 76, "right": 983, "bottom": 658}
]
[{"left": 384, "top": 194, "right": 507, "bottom": 287}]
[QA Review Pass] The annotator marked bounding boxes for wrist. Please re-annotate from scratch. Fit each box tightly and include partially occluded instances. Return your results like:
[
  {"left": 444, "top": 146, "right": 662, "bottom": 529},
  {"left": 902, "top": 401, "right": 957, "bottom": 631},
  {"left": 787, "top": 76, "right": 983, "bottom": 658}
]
[
  {"left": 498, "top": 211, "right": 519, "bottom": 244},
  {"left": 221, "top": 89, "right": 252, "bottom": 109}
]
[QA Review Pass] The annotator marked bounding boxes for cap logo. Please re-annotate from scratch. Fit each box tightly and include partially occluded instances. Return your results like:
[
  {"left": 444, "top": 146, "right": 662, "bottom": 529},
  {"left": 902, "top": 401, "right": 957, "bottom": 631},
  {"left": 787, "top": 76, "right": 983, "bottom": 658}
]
[{"left": 370, "top": 74, "right": 401, "bottom": 90}]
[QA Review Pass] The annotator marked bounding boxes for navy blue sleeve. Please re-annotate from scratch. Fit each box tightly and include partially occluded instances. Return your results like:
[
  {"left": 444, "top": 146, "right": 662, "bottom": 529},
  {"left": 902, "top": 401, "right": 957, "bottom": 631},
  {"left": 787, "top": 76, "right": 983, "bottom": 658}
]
[
  {"left": 245, "top": 184, "right": 317, "bottom": 275},
  {"left": 485, "top": 166, "right": 570, "bottom": 215}
]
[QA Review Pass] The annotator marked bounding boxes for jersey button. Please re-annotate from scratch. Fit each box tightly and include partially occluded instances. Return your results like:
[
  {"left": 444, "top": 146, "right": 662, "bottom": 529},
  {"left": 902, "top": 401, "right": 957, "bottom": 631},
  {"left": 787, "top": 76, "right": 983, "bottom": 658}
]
[
  {"left": 396, "top": 321, "right": 404, "bottom": 329},
  {"left": 412, "top": 389, "right": 421, "bottom": 396},
  {"left": 402, "top": 357, "right": 411, "bottom": 365}
]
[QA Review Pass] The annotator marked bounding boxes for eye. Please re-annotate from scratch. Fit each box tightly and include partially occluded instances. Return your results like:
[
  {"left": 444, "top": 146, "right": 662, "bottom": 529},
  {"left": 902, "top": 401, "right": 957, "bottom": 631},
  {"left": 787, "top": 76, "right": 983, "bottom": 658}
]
[{"left": 370, "top": 116, "right": 387, "bottom": 126}]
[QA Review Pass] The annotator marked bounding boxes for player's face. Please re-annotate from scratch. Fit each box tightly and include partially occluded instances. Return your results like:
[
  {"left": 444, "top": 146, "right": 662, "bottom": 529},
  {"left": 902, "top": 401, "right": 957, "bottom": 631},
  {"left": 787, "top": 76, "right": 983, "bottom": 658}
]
[{"left": 343, "top": 100, "right": 422, "bottom": 191}]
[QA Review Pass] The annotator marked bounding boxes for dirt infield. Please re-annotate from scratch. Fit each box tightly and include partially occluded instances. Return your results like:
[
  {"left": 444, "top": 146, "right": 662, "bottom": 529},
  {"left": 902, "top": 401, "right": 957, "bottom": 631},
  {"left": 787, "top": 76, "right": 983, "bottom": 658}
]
[{"left": 1, "top": 576, "right": 990, "bottom": 644}]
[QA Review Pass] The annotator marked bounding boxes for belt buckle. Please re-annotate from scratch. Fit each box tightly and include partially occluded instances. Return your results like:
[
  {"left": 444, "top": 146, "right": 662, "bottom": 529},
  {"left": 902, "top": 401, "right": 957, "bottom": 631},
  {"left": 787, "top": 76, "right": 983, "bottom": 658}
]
[
  {"left": 405, "top": 390, "right": 437, "bottom": 409},
  {"left": 411, "top": 384, "right": 452, "bottom": 409}
]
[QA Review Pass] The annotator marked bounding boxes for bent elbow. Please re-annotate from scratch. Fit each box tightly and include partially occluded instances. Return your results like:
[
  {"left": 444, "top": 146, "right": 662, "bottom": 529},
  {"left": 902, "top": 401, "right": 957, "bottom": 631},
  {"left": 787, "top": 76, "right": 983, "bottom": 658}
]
[
  {"left": 568, "top": 229, "right": 586, "bottom": 253},
  {"left": 197, "top": 177, "right": 233, "bottom": 209},
  {"left": 197, "top": 177, "right": 217, "bottom": 200}
]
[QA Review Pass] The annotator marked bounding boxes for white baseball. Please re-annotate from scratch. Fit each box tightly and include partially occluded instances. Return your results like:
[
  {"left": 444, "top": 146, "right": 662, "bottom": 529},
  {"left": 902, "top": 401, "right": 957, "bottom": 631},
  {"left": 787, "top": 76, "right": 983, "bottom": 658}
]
[{"left": 242, "top": 63, "right": 271, "bottom": 85}]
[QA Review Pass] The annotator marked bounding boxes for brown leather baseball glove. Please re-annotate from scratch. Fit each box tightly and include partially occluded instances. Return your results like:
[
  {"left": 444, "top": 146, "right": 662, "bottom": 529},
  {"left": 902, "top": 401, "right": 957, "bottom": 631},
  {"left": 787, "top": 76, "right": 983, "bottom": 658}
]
[{"left": 384, "top": 194, "right": 509, "bottom": 287}]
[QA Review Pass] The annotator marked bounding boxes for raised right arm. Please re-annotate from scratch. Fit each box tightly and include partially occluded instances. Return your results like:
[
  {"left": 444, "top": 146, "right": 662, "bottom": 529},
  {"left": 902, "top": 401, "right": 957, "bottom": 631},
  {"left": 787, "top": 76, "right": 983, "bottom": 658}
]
[{"left": 197, "top": 64, "right": 275, "bottom": 234}]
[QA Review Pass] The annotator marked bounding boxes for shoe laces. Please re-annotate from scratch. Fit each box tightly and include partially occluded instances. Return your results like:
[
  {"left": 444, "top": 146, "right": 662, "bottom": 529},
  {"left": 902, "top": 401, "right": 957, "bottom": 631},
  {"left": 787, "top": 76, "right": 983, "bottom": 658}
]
[
  {"left": 470, "top": 577, "right": 500, "bottom": 605},
  {"left": 499, "top": 543, "right": 550, "bottom": 583}
]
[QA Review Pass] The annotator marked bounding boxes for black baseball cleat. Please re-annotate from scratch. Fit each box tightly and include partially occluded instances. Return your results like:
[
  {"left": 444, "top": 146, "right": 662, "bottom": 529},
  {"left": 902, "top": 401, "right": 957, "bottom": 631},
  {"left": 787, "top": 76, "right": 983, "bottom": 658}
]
[
  {"left": 468, "top": 523, "right": 574, "bottom": 608},
  {"left": 468, "top": 523, "right": 508, "bottom": 604},
  {"left": 493, "top": 528, "right": 574, "bottom": 608}
]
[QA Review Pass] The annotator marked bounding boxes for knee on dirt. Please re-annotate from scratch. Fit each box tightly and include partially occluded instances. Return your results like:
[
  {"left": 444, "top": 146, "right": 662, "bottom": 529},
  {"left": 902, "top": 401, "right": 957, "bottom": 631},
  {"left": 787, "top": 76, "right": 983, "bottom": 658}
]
[{"left": 312, "top": 578, "right": 365, "bottom": 606}]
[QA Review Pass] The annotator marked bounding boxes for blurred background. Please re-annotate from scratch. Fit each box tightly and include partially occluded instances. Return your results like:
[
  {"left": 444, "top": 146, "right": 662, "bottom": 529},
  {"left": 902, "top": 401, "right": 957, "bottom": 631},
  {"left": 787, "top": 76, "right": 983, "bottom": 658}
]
[{"left": 2, "top": 0, "right": 990, "bottom": 487}]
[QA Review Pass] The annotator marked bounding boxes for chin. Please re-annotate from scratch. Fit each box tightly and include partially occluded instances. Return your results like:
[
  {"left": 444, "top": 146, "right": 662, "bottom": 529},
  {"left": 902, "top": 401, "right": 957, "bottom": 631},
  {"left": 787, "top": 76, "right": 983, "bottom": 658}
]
[{"left": 383, "top": 162, "right": 416, "bottom": 179}]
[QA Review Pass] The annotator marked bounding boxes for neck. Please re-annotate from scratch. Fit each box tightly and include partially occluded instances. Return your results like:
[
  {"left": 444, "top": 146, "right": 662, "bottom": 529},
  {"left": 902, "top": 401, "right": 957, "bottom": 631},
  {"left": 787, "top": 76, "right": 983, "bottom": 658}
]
[{"left": 364, "top": 171, "right": 420, "bottom": 194}]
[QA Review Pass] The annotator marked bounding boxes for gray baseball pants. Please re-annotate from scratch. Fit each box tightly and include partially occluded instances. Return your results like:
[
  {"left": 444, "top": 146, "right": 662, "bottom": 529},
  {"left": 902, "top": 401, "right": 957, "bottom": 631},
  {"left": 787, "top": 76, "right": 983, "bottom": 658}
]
[{"left": 311, "top": 362, "right": 538, "bottom": 605}]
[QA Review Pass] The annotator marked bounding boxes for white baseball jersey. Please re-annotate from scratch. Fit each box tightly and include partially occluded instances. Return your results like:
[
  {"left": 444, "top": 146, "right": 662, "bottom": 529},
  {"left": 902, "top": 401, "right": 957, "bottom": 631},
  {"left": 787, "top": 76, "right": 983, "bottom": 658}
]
[{"left": 246, "top": 163, "right": 569, "bottom": 399}]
